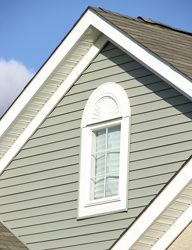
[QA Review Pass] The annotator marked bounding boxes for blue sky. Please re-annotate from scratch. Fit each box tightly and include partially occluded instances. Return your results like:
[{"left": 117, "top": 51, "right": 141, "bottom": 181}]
[{"left": 0, "top": 0, "right": 192, "bottom": 115}]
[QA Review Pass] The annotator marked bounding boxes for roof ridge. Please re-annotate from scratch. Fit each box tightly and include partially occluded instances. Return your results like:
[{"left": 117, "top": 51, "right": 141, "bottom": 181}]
[
  {"left": 137, "top": 16, "right": 192, "bottom": 36},
  {"left": 90, "top": 7, "right": 192, "bottom": 36}
]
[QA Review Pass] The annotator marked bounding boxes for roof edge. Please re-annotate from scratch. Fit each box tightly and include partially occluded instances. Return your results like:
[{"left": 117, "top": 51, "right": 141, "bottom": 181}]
[{"left": 111, "top": 155, "right": 192, "bottom": 249}]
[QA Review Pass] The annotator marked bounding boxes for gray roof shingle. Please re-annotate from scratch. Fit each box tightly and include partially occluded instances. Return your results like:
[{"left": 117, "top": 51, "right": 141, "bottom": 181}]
[
  {"left": 0, "top": 223, "right": 28, "bottom": 249},
  {"left": 91, "top": 7, "right": 192, "bottom": 80}
]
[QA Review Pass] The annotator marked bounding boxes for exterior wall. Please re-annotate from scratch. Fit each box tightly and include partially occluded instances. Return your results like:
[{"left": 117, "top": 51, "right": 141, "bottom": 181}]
[
  {"left": 0, "top": 42, "right": 192, "bottom": 249},
  {"left": 168, "top": 222, "right": 192, "bottom": 250}
]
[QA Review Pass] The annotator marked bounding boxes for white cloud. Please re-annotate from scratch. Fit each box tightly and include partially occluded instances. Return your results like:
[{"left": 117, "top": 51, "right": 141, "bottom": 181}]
[{"left": 0, "top": 58, "right": 34, "bottom": 116}]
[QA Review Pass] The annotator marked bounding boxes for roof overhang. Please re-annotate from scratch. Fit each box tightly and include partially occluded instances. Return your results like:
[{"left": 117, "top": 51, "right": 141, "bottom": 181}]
[
  {"left": 0, "top": 7, "right": 192, "bottom": 249},
  {"left": 111, "top": 156, "right": 192, "bottom": 249}
]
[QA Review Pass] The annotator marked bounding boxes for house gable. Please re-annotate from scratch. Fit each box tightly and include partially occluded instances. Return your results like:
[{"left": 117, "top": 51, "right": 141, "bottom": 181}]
[
  {"left": 0, "top": 42, "right": 192, "bottom": 249},
  {"left": 0, "top": 7, "right": 192, "bottom": 178},
  {"left": 0, "top": 7, "right": 192, "bottom": 250}
]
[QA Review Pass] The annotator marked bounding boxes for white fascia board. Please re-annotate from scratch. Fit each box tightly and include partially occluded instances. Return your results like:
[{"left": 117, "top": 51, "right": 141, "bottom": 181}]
[
  {"left": 0, "top": 34, "right": 108, "bottom": 174},
  {"left": 88, "top": 11, "right": 192, "bottom": 100},
  {"left": 0, "top": 10, "right": 93, "bottom": 137},
  {"left": 111, "top": 158, "right": 192, "bottom": 249},
  {"left": 151, "top": 203, "right": 192, "bottom": 250}
]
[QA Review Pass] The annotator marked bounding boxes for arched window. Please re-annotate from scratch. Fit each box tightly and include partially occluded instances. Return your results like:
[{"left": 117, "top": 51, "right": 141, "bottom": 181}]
[{"left": 78, "top": 82, "right": 130, "bottom": 218}]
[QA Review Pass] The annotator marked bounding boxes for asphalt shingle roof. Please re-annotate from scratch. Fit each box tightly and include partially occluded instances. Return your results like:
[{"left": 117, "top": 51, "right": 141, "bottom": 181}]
[
  {"left": 91, "top": 7, "right": 192, "bottom": 80},
  {"left": 0, "top": 223, "right": 28, "bottom": 249}
]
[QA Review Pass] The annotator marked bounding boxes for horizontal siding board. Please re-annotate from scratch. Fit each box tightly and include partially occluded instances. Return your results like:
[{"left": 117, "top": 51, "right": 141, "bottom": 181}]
[
  {"left": 132, "top": 106, "right": 192, "bottom": 129},
  {"left": 57, "top": 73, "right": 160, "bottom": 108},
  {"left": 0, "top": 173, "right": 78, "bottom": 196},
  {"left": 131, "top": 130, "right": 192, "bottom": 151},
  {"left": 26, "top": 229, "right": 125, "bottom": 249},
  {"left": 85, "top": 54, "right": 133, "bottom": 73},
  {"left": 16, "top": 137, "right": 80, "bottom": 159},
  {"left": 132, "top": 102, "right": 192, "bottom": 121},
  {"left": 8, "top": 155, "right": 79, "bottom": 172},
  {"left": 30, "top": 118, "right": 80, "bottom": 139},
  {"left": 0, "top": 165, "right": 78, "bottom": 188},
  {"left": 102, "top": 42, "right": 116, "bottom": 51},
  {"left": 132, "top": 95, "right": 190, "bottom": 114},
  {"left": 20, "top": 220, "right": 130, "bottom": 244},
  {"left": 58, "top": 90, "right": 92, "bottom": 107},
  {"left": 129, "top": 173, "right": 173, "bottom": 190},
  {"left": 9, "top": 208, "right": 140, "bottom": 233},
  {"left": 14, "top": 217, "right": 135, "bottom": 239},
  {"left": 129, "top": 184, "right": 164, "bottom": 199},
  {"left": 0, "top": 191, "right": 77, "bottom": 214},
  {"left": 3, "top": 161, "right": 78, "bottom": 180},
  {"left": 1, "top": 43, "right": 192, "bottom": 250},
  {"left": 94, "top": 47, "right": 125, "bottom": 62},
  {"left": 76, "top": 61, "right": 142, "bottom": 84},
  {"left": 26, "top": 128, "right": 80, "bottom": 148},
  {"left": 131, "top": 121, "right": 192, "bottom": 142},
  {"left": 128, "top": 195, "right": 155, "bottom": 209},
  {"left": 130, "top": 150, "right": 191, "bottom": 170},
  {"left": 42, "top": 240, "right": 113, "bottom": 250},
  {"left": 48, "top": 100, "right": 87, "bottom": 118},
  {"left": 130, "top": 140, "right": 192, "bottom": 161},
  {"left": 41, "top": 110, "right": 82, "bottom": 128},
  {"left": 130, "top": 88, "right": 181, "bottom": 106},
  {"left": 130, "top": 161, "right": 183, "bottom": 180},
  {"left": 11, "top": 146, "right": 80, "bottom": 168},
  {"left": 0, "top": 183, "right": 78, "bottom": 206},
  {"left": 4, "top": 209, "right": 77, "bottom": 228},
  {"left": 126, "top": 81, "right": 171, "bottom": 98}
]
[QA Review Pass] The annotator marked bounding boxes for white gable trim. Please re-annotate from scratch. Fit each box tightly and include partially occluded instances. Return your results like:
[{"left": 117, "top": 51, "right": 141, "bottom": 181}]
[
  {"left": 0, "top": 34, "right": 107, "bottom": 173},
  {"left": 151, "top": 204, "right": 192, "bottom": 250},
  {"left": 111, "top": 157, "right": 192, "bottom": 249},
  {"left": 1, "top": 8, "right": 192, "bottom": 171},
  {"left": 88, "top": 10, "right": 192, "bottom": 100},
  {"left": 0, "top": 7, "right": 191, "bottom": 248},
  {"left": 0, "top": 10, "right": 97, "bottom": 138}
]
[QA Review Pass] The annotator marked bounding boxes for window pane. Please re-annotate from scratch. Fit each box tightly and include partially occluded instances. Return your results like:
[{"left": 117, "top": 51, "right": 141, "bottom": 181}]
[
  {"left": 106, "top": 125, "right": 120, "bottom": 176},
  {"left": 107, "top": 125, "right": 120, "bottom": 150},
  {"left": 95, "top": 128, "right": 106, "bottom": 177},
  {"left": 96, "top": 129, "right": 106, "bottom": 153},
  {"left": 95, "top": 153, "right": 105, "bottom": 176},
  {"left": 90, "top": 176, "right": 104, "bottom": 200},
  {"left": 105, "top": 175, "right": 119, "bottom": 197},
  {"left": 90, "top": 125, "right": 120, "bottom": 200},
  {"left": 106, "top": 152, "right": 120, "bottom": 175}
]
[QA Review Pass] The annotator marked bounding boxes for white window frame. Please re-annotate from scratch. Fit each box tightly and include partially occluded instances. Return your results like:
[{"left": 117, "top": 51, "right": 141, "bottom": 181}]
[{"left": 78, "top": 82, "right": 130, "bottom": 218}]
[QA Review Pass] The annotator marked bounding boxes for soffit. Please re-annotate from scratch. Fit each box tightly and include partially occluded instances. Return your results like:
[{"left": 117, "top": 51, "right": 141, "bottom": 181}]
[
  {"left": 0, "top": 27, "right": 101, "bottom": 160},
  {"left": 131, "top": 181, "right": 192, "bottom": 249}
]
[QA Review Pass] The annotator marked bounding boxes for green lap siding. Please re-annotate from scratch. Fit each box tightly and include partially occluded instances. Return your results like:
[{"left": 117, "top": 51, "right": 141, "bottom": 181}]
[{"left": 0, "top": 42, "right": 192, "bottom": 250}]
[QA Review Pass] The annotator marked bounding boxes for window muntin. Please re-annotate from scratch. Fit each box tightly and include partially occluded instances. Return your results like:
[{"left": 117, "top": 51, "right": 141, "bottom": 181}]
[{"left": 90, "top": 124, "right": 120, "bottom": 200}]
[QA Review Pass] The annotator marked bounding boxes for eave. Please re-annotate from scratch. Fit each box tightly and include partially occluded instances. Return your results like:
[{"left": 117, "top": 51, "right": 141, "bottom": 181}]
[
  {"left": 0, "top": 7, "right": 192, "bottom": 249},
  {"left": 1, "top": 8, "right": 192, "bottom": 174},
  {"left": 111, "top": 156, "right": 192, "bottom": 249}
]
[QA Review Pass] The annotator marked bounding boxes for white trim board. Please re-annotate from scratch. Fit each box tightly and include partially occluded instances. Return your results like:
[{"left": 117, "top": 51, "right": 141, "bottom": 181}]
[
  {"left": 0, "top": 35, "right": 108, "bottom": 173},
  {"left": 88, "top": 10, "right": 192, "bottom": 100},
  {"left": 0, "top": 10, "right": 96, "bottom": 138},
  {"left": 111, "top": 157, "right": 192, "bottom": 249},
  {"left": 0, "top": 8, "right": 191, "bottom": 248},
  {"left": 151, "top": 203, "right": 192, "bottom": 250},
  {"left": 1, "top": 8, "right": 192, "bottom": 171}
]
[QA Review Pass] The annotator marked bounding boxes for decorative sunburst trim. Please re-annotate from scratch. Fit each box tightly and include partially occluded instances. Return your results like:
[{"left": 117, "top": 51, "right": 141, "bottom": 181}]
[
  {"left": 91, "top": 96, "right": 119, "bottom": 122},
  {"left": 81, "top": 82, "right": 130, "bottom": 127}
]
